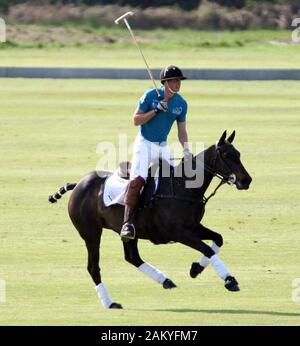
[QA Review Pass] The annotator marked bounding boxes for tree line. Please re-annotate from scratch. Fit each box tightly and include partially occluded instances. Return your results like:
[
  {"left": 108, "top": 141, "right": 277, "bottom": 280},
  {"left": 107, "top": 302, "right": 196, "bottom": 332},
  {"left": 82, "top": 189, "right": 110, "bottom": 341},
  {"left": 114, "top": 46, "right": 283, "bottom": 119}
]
[{"left": 0, "top": 0, "right": 295, "bottom": 14}]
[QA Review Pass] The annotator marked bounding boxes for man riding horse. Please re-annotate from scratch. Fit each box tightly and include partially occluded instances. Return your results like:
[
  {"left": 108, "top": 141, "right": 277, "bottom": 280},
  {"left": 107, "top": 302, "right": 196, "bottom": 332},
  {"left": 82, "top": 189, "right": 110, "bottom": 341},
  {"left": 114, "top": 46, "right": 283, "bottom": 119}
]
[
  {"left": 120, "top": 65, "right": 192, "bottom": 241},
  {"left": 48, "top": 66, "right": 253, "bottom": 308}
]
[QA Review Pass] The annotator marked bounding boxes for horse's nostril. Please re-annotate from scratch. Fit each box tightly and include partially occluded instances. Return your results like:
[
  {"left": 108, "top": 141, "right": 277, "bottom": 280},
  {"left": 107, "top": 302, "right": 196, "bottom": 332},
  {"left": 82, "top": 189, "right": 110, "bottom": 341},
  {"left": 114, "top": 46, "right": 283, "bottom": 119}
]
[
  {"left": 242, "top": 175, "right": 252, "bottom": 186},
  {"left": 236, "top": 176, "right": 251, "bottom": 190}
]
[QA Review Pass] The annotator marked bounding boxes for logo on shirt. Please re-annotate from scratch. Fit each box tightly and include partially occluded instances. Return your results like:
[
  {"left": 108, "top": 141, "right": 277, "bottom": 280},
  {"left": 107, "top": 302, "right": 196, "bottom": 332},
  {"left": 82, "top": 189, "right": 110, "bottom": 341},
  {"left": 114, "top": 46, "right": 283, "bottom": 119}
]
[{"left": 172, "top": 107, "right": 183, "bottom": 115}]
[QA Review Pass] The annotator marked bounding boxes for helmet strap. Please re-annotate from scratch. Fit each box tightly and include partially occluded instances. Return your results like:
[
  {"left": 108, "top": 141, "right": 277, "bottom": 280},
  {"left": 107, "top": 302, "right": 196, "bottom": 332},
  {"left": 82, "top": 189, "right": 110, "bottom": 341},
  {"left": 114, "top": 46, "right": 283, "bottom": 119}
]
[{"left": 165, "top": 81, "right": 177, "bottom": 94}]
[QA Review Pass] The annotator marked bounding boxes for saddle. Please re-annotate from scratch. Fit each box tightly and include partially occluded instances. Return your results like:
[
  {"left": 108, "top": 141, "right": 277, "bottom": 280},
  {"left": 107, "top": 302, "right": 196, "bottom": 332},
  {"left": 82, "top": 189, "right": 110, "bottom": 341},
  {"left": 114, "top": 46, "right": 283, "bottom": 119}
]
[
  {"left": 117, "top": 161, "right": 131, "bottom": 180},
  {"left": 103, "top": 161, "right": 158, "bottom": 208},
  {"left": 103, "top": 160, "right": 177, "bottom": 245}
]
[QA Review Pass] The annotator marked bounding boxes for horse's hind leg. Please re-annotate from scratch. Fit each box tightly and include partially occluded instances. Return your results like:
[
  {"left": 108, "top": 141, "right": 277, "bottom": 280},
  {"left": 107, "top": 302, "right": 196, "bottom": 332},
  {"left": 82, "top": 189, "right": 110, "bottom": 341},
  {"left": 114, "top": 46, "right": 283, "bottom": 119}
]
[
  {"left": 68, "top": 173, "right": 123, "bottom": 308},
  {"left": 190, "top": 224, "right": 224, "bottom": 279},
  {"left": 123, "top": 239, "right": 176, "bottom": 289},
  {"left": 83, "top": 229, "right": 122, "bottom": 309}
]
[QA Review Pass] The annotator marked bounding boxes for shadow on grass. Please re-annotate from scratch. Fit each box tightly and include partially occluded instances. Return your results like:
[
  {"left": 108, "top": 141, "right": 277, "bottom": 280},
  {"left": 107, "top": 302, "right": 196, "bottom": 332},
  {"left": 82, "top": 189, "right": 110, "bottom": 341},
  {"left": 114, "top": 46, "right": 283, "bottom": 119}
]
[{"left": 128, "top": 308, "right": 300, "bottom": 317}]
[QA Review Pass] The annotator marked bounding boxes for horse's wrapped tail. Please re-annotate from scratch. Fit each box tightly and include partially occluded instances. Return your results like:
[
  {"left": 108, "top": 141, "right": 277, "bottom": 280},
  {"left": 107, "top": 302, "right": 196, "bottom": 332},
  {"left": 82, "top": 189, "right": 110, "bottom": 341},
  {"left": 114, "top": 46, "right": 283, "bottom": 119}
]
[{"left": 48, "top": 183, "right": 77, "bottom": 203}]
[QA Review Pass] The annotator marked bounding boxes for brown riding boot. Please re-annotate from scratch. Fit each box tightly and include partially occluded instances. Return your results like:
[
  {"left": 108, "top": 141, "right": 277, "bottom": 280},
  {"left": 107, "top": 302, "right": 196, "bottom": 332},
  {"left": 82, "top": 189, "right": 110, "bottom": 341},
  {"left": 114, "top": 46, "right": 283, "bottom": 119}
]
[{"left": 120, "top": 176, "right": 145, "bottom": 242}]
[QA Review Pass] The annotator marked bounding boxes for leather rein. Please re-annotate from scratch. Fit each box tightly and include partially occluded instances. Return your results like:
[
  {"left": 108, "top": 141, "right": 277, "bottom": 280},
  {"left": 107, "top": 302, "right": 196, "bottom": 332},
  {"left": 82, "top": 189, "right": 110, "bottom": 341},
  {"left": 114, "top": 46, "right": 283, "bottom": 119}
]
[{"left": 153, "top": 148, "right": 236, "bottom": 206}]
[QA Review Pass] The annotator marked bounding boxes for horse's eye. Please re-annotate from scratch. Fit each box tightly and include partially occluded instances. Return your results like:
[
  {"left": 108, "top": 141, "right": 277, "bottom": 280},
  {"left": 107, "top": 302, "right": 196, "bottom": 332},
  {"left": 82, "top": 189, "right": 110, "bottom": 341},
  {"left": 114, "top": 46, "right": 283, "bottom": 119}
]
[{"left": 223, "top": 152, "right": 228, "bottom": 158}]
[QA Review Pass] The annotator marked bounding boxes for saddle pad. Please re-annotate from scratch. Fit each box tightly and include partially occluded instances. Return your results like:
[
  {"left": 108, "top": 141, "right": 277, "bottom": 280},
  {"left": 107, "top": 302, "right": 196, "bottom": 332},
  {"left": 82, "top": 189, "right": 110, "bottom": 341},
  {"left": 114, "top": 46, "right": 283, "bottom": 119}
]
[
  {"left": 103, "top": 173, "right": 159, "bottom": 207},
  {"left": 103, "top": 173, "right": 129, "bottom": 207}
]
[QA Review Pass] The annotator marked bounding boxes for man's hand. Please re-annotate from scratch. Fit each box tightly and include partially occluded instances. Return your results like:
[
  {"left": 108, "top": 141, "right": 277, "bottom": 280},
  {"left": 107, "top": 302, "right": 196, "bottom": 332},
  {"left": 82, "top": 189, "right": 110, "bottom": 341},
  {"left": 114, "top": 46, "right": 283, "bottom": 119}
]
[{"left": 154, "top": 99, "right": 168, "bottom": 113}]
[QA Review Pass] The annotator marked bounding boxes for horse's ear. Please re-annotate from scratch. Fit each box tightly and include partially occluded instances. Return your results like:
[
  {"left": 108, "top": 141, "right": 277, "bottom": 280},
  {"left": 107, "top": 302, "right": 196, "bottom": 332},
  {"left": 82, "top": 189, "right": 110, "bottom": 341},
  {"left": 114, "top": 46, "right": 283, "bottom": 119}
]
[
  {"left": 227, "top": 130, "right": 235, "bottom": 143},
  {"left": 218, "top": 130, "right": 227, "bottom": 146}
]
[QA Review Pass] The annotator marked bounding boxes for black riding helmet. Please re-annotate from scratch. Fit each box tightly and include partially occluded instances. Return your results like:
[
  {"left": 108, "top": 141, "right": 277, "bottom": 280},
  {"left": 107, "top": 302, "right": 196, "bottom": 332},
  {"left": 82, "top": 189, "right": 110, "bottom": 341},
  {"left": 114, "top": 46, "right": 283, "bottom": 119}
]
[{"left": 160, "top": 65, "right": 187, "bottom": 84}]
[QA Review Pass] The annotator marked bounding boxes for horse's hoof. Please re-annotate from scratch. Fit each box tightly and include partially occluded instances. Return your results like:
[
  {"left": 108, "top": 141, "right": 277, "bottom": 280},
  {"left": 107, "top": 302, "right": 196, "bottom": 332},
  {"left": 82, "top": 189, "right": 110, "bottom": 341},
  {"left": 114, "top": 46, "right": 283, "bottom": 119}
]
[
  {"left": 224, "top": 276, "right": 240, "bottom": 292},
  {"left": 190, "top": 262, "right": 204, "bottom": 278},
  {"left": 163, "top": 279, "right": 177, "bottom": 289},
  {"left": 109, "top": 302, "right": 123, "bottom": 309}
]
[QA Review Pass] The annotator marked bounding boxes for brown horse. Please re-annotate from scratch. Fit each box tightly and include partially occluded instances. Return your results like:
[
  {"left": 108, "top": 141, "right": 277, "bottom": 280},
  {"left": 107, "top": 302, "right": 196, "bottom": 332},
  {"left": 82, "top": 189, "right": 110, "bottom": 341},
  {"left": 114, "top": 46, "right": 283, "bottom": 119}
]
[{"left": 49, "top": 130, "right": 252, "bottom": 309}]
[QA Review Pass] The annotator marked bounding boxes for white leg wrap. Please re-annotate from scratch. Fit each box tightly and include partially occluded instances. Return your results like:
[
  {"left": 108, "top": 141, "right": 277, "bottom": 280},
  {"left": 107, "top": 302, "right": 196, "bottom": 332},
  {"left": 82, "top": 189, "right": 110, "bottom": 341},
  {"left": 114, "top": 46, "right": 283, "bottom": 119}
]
[
  {"left": 210, "top": 254, "right": 230, "bottom": 280},
  {"left": 95, "top": 283, "right": 113, "bottom": 309},
  {"left": 199, "top": 255, "right": 210, "bottom": 268},
  {"left": 138, "top": 263, "right": 167, "bottom": 284},
  {"left": 199, "top": 242, "right": 220, "bottom": 268},
  {"left": 211, "top": 242, "right": 220, "bottom": 254}
]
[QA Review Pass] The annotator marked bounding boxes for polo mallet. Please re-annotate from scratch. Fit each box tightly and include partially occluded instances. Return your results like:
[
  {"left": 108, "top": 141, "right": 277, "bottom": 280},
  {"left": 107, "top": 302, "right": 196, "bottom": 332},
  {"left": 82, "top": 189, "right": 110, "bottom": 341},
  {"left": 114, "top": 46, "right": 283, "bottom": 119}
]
[{"left": 114, "top": 12, "right": 161, "bottom": 98}]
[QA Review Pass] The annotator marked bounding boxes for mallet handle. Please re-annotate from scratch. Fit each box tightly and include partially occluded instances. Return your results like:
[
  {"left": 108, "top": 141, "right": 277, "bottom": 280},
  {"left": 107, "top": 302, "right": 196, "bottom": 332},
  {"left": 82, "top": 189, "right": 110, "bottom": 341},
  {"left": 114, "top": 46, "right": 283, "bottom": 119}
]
[
  {"left": 115, "top": 12, "right": 161, "bottom": 98},
  {"left": 123, "top": 19, "right": 160, "bottom": 98}
]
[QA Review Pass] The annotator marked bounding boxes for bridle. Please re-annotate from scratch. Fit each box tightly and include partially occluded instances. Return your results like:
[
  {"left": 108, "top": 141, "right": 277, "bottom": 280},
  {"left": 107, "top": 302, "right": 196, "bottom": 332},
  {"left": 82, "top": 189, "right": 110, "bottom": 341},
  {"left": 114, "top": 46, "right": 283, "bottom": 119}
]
[
  {"left": 200, "top": 146, "right": 237, "bottom": 204},
  {"left": 153, "top": 145, "right": 237, "bottom": 206},
  {"left": 205, "top": 145, "right": 237, "bottom": 185}
]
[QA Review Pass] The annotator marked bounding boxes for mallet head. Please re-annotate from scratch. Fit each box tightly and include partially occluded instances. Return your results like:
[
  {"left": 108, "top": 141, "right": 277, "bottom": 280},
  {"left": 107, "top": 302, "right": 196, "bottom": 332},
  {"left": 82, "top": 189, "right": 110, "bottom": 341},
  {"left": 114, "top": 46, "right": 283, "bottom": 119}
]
[{"left": 114, "top": 11, "right": 134, "bottom": 25}]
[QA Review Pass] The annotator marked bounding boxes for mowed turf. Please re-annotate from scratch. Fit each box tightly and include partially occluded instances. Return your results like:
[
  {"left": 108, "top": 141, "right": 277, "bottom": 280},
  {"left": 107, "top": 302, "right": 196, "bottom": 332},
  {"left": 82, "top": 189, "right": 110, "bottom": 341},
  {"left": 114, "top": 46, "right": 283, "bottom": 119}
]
[
  {"left": 1, "top": 28, "right": 299, "bottom": 68},
  {"left": 0, "top": 79, "right": 300, "bottom": 325}
]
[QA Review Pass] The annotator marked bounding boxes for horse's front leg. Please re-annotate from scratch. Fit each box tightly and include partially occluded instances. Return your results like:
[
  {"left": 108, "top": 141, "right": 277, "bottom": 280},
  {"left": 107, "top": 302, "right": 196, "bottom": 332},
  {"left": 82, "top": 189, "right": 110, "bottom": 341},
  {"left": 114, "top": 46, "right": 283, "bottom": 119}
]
[
  {"left": 123, "top": 238, "right": 176, "bottom": 289},
  {"left": 176, "top": 228, "right": 240, "bottom": 292},
  {"left": 190, "top": 224, "right": 223, "bottom": 279}
]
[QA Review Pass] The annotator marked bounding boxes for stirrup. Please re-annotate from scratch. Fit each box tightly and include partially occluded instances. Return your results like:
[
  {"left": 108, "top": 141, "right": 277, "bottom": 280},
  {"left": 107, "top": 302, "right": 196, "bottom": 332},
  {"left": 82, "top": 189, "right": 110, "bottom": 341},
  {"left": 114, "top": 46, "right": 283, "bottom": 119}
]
[{"left": 120, "top": 223, "right": 136, "bottom": 241}]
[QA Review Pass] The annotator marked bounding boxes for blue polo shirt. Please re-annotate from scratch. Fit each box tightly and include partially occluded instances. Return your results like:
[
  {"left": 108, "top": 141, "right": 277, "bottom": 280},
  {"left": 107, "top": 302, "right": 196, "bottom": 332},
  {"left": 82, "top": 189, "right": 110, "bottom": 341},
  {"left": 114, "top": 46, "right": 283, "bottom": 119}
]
[{"left": 137, "top": 87, "right": 187, "bottom": 143}]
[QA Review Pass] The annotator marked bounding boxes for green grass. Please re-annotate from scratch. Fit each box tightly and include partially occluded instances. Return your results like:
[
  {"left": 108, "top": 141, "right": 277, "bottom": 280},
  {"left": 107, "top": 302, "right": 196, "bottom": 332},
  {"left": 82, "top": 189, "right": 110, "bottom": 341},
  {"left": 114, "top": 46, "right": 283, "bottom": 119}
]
[
  {"left": 0, "top": 79, "right": 300, "bottom": 325},
  {"left": 0, "top": 27, "right": 299, "bottom": 68}
]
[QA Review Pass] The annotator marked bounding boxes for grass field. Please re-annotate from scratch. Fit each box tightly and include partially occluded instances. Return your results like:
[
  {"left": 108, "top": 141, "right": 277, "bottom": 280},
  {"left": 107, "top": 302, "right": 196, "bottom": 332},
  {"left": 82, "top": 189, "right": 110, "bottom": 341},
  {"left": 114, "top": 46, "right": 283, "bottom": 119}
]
[
  {"left": 0, "top": 78, "right": 300, "bottom": 325},
  {"left": 1, "top": 28, "right": 300, "bottom": 68}
]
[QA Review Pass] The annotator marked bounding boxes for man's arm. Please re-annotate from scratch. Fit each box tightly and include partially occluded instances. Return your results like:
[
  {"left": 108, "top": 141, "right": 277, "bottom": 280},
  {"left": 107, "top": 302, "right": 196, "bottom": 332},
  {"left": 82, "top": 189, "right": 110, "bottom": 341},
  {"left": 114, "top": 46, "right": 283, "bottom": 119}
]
[
  {"left": 133, "top": 100, "right": 168, "bottom": 126},
  {"left": 177, "top": 121, "right": 189, "bottom": 149},
  {"left": 133, "top": 108, "right": 157, "bottom": 126}
]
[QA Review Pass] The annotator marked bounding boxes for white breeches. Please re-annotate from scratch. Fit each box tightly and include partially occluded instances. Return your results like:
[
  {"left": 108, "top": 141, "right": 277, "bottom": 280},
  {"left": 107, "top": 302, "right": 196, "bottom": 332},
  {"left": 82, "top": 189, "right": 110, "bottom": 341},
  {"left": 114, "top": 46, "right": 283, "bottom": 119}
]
[{"left": 130, "top": 133, "right": 174, "bottom": 180}]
